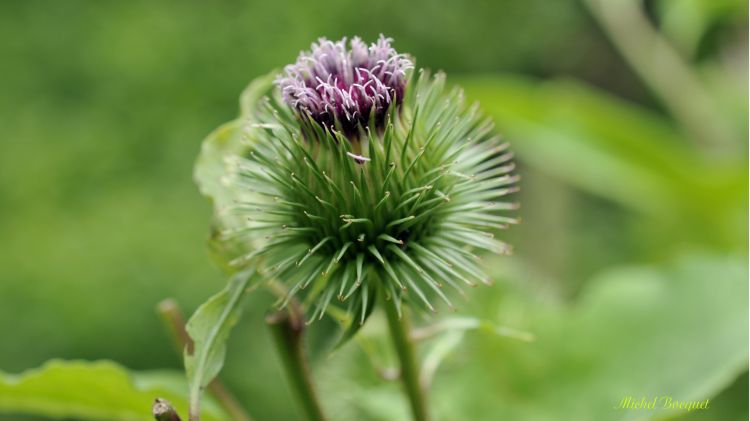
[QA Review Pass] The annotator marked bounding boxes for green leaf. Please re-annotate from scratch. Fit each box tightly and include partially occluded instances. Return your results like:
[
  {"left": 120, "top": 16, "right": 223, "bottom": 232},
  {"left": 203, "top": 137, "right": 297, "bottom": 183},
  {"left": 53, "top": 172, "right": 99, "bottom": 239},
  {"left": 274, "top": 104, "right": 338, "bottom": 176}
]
[
  {"left": 193, "top": 72, "right": 276, "bottom": 270},
  {"left": 460, "top": 75, "right": 747, "bottom": 251},
  {"left": 658, "top": 0, "right": 747, "bottom": 57},
  {"left": 0, "top": 359, "right": 228, "bottom": 421},
  {"left": 411, "top": 316, "right": 534, "bottom": 343},
  {"left": 318, "top": 252, "right": 748, "bottom": 421},
  {"left": 459, "top": 75, "right": 745, "bottom": 216},
  {"left": 185, "top": 268, "right": 256, "bottom": 419},
  {"left": 193, "top": 72, "right": 276, "bottom": 208},
  {"left": 442, "top": 252, "right": 749, "bottom": 420}
]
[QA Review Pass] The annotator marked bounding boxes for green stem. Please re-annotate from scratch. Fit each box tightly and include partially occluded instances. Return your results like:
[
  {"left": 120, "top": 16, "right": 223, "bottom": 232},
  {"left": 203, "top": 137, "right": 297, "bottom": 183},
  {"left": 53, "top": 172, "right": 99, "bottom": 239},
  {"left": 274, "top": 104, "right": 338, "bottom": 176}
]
[
  {"left": 266, "top": 303, "right": 327, "bottom": 421},
  {"left": 381, "top": 289, "right": 431, "bottom": 421}
]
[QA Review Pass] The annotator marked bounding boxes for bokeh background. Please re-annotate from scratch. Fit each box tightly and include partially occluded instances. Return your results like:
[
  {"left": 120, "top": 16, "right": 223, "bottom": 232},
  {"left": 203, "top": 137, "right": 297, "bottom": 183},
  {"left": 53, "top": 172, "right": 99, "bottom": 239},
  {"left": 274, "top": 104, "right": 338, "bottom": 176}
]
[{"left": 0, "top": 0, "right": 747, "bottom": 420}]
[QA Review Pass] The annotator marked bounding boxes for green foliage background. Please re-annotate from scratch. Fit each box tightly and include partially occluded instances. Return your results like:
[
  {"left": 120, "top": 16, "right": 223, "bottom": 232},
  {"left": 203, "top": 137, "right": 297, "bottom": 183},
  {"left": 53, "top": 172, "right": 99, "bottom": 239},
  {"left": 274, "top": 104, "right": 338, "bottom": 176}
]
[{"left": 0, "top": 0, "right": 746, "bottom": 420}]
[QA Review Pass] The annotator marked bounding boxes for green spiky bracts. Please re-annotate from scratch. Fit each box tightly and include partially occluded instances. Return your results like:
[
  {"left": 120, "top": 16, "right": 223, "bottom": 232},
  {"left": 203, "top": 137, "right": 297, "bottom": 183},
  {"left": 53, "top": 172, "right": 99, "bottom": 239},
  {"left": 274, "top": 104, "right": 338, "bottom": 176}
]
[{"left": 203, "top": 36, "right": 518, "bottom": 325}]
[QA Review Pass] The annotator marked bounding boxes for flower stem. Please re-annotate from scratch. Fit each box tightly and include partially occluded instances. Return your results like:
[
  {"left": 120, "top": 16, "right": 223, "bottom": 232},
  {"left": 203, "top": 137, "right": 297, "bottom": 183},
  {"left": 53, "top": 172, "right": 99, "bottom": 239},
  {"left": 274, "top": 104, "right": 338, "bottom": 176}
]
[
  {"left": 266, "top": 302, "right": 327, "bottom": 421},
  {"left": 381, "top": 289, "right": 431, "bottom": 421}
]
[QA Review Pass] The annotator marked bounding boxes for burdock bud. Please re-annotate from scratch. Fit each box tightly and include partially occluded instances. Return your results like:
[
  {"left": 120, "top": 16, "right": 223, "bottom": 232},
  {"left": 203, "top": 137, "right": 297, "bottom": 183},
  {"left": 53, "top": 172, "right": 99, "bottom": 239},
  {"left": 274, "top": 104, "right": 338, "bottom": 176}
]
[{"left": 198, "top": 35, "right": 519, "bottom": 326}]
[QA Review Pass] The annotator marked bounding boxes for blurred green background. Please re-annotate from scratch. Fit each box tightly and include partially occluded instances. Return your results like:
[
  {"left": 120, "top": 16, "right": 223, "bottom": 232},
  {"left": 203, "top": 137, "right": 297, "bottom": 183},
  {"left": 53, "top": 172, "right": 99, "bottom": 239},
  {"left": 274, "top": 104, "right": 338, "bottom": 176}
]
[{"left": 0, "top": 0, "right": 747, "bottom": 420}]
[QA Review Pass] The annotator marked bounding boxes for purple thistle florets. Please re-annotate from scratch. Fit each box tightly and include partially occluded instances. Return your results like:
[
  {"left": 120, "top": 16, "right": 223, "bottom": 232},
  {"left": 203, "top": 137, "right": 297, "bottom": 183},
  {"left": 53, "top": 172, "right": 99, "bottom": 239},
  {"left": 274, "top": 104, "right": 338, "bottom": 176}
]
[{"left": 276, "top": 35, "right": 413, "bottom": 135}]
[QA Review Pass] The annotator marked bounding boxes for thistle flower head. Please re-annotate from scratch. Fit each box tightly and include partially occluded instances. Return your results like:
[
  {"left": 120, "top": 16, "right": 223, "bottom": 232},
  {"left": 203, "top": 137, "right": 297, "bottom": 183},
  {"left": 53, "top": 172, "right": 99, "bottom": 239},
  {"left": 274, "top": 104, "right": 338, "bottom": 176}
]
[
  {"left": 276, "top": 35, "right": 413, "bottom": 134},
  {"left": 203, "top": 36, "right": 518, "bottom": 328}
]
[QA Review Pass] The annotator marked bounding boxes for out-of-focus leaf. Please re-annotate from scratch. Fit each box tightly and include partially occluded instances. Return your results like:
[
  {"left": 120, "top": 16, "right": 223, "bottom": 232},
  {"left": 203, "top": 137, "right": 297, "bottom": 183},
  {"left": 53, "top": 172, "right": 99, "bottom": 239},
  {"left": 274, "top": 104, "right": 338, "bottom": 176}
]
[
  {"left": 185, "top": 268, "right": 255, "bottom": 419},
  {"left": 319, "top": 252, "right": 748, "bottom": 421},
  {"left": 411, "top": 316, "right": 534, "bottom": 342},
  {"left": 657, "top": 0, "right": 748, "bottom": 57},
  {"left": 193, "top": 72, "right": 275, "bottom": 208},
  {"left": 0, "top": 359, "right": 228, "bottom": 421},
  {"left": 419, "top": 330, "right": 464, "bottom": 389},
  {"left": 461, "top": 75, "right": 747, "bottom": 251},
  {"left": 460, "top": 75, "right": 745, "bottom": 215},
  {"left": 193, "top": 73, "right": 276, "bottom": 270},
  {"left": 439, "top": 252, "right": 748, "bottom": 421}
]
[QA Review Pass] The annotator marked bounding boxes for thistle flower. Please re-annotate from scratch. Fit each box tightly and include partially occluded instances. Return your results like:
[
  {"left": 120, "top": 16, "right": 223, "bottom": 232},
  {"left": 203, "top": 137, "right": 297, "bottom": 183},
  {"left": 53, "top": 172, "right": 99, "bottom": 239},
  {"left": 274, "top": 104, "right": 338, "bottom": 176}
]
[
  {"left": 276, "top": 35, "right": 412, "bottom": 135},
  {"left": 205, "top": 35, "right": 518, "bottom": 326}
]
